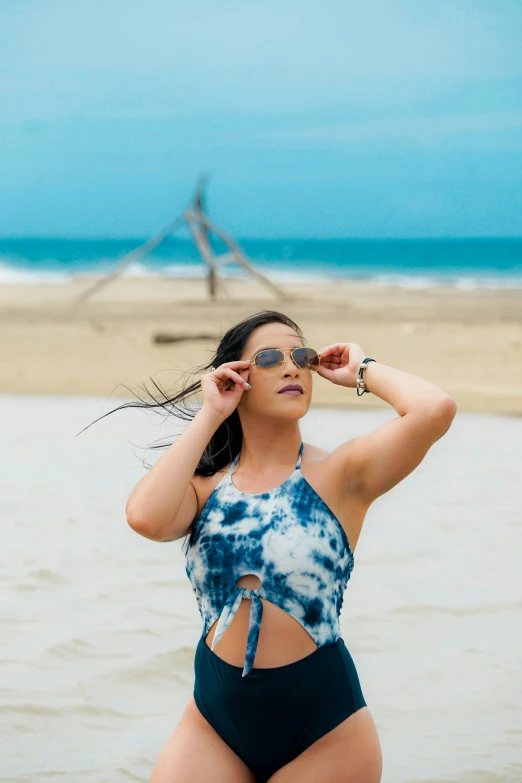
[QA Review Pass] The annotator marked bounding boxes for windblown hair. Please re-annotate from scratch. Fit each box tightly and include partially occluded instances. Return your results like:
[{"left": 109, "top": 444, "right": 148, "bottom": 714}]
[{"left": 80, "top": 309, "right": 305, "bottom": 552}]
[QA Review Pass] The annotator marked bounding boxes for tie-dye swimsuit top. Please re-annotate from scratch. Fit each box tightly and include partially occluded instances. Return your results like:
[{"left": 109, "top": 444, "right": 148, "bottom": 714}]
[{"left": 185, "top": 441, "right": 354, "bottom": 677}]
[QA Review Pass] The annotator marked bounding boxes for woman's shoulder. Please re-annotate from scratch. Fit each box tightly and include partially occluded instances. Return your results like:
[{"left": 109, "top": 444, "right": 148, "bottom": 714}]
[
  {"left": 302, "top": 441, "right": 330, "bottom": 463},
  {"left": 301, "top": 439, "right": 363, "bottom": 495}
]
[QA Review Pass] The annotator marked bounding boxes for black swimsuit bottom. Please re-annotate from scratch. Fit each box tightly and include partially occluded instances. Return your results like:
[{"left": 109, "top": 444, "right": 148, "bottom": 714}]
[{"left": 193, "top": 632, "right": 367, "bottom": 782}]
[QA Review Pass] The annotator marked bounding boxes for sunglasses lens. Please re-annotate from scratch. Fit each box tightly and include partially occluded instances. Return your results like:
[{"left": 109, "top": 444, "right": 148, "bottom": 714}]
[
  {"left": 255, "top": 349, "right": 284, "bottom": 375},
  {"left": 293, "top": 348, "right": 320, "bottom": 372}
]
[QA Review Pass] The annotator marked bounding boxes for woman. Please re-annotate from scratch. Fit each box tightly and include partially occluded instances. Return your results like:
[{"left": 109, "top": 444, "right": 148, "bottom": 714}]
[{"left": 124, "top": 309, "right": 456, "bottom": 782}]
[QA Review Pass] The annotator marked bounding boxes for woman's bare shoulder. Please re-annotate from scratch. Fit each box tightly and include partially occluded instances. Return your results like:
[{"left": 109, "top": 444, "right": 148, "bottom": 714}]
[
  {"left": 304, "top": 441, "right": 356, "bottom": 470},
  {"left": 303, "top": 441, "right": 330, "bottom": 462},
  {"left": 301, "top": 441, "right": 340, "bottom": 487},
  {"left": 303, "top": 439, "right": 363, "bottom": 493}
]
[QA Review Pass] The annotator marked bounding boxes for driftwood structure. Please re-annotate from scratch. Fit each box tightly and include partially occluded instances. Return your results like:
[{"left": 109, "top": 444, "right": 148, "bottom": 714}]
[{"left": 76, "top": 178, "right": 290, "bottom": 303}]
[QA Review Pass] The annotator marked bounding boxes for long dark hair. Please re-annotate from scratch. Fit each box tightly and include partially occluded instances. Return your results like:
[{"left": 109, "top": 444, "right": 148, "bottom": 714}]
[{"left": 81, "top": 309, "right": 305, "bottom": 551}]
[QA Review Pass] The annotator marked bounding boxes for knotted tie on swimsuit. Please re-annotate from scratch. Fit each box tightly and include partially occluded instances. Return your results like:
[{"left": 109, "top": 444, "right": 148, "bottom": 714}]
[
  {"left": 210, "top": 587, "right": 263, "bottom": 675},
  {"left": 185, "top": 441, "right": 354, "bottom": 677}
]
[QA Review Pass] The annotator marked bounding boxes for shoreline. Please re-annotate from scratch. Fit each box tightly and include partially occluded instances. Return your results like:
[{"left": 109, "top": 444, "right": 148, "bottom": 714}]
[
  {"left": 1, "top": 277, "right": 521, "bottom": 414},
  {"left": 3, "top": 269, "right": 522, "bottom": 293},
  {"left": 3, "top": 271, "right": 522, "bottom": 292}
]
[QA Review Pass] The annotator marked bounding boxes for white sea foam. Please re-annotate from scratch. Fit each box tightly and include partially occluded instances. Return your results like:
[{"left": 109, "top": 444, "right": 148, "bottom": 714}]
[
  {"left": 162, "top": 263, "right": 209, "bottom": 278},
  {"left": 370, "top": 272, "right": 522, "bottom": 290},
  {"left": 0, "top": 261, "right": 71, "bottom": 284},
  {"left": 1, "top": 257, "right": 522, "bottom": 290},
  {"left": 121, "top": 261, "right": 162, "bottom": 278}
]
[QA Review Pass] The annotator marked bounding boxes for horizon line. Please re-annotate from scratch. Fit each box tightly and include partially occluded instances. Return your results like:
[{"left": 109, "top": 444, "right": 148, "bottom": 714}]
[{"left": 1, "top": 235, "right": 522, "bottom": 243}]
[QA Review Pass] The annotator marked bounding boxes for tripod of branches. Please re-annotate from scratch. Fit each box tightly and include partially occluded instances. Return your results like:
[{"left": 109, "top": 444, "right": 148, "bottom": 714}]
[{"left": 76, "top": 178, "right": 290, "bottom": 304}]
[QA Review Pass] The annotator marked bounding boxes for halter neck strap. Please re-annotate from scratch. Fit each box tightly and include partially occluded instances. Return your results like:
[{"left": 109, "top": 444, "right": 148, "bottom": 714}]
[{"left": 225, "top": 452, "right": 240, "bottom": 477}]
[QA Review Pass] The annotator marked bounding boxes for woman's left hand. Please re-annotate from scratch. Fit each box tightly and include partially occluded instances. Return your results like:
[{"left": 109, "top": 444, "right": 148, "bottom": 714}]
[{"left": 317, "top": 343, "right": 367, "bottom": 388}]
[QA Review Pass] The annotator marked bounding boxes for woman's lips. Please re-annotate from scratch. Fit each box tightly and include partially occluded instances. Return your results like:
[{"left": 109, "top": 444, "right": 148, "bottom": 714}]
[{"left": 279, "top": 390, "right": 302, "bottom": 396}]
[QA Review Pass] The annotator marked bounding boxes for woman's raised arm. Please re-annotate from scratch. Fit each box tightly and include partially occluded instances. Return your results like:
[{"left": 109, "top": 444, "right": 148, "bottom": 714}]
[
  {"left": 126, "top": 359, "right": 251, "bottom": 541},
  {"left": 335, "top": 361, "right": 457, "bottom": 504}
]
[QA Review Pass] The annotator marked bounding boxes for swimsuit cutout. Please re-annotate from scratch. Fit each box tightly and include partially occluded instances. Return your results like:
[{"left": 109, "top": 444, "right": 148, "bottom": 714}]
[{"left": 185, "top": 441, "right": 354, "bottom": 677}]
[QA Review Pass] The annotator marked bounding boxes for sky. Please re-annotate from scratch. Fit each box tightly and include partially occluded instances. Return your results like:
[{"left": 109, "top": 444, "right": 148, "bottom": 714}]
[{"left": 1, "top": 0, "right": 522, "bottom": 238}]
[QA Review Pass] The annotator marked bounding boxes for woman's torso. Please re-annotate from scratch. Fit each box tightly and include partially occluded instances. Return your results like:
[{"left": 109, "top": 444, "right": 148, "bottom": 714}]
[{"left": 187, "top": 441, "right": 368, "bottom": 670}]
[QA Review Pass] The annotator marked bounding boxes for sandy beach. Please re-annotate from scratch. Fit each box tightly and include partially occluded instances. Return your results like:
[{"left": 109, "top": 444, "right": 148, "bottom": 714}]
[
  {"left": 2, "top": 396, "right": 521, "bottom": 782},
  {"left": 4, "top": 3, "right": 522, "bottom": 781},
  {"left": 3, "top": 274, "right": 522, "bottom": 782},
  {"left": 1, "top": 275, "right": 521, "bottom": 414}
]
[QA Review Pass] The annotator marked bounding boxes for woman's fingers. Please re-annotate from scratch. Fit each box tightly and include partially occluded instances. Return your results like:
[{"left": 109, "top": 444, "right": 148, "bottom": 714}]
[
  {"left": 216, "top": 359, "right": 252, "bottom": 369},
  {"left": 320, "top": 342, "right": 354, "bottom": 355},
  {"left": 211, "top": 366, "right": 250, "bottom": 388},
  {"left": 210, "top": 360, "right": 251, "bottom": 372},
  {"left": 319, "top": 343, "right": 356, "bottom": 366}
]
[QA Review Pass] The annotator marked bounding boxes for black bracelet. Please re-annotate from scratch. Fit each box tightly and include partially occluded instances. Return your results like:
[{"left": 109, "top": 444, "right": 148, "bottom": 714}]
[{"left": 356, "top": 358, "right": 377, "bottom": 396}]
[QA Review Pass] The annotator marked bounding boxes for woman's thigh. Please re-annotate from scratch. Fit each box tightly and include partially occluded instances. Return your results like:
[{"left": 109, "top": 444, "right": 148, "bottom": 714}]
[
  {"left": 267, "top": 707, "right": 382, "bottom": 783},
  {"left": 149, "top": 696, "right": 257, "bottom": 783}
]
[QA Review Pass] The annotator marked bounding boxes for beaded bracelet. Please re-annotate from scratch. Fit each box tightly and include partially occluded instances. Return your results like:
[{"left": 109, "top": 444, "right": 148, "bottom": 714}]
[{"left": 356, "top": 358, "right": 377, "bottom": 396}]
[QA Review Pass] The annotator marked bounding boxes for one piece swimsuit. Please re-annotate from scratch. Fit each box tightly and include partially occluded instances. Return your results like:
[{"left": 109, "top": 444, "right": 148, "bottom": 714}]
[{"left": 185, "top": 441, "right": 355, "bottom": 676}]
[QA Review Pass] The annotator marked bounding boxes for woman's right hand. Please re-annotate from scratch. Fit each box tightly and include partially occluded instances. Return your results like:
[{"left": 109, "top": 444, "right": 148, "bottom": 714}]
[{"left": 200, "top": 360, "right": 252, "bottom": 421}]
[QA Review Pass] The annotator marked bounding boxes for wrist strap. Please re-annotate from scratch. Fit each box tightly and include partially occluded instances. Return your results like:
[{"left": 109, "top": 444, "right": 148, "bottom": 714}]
[{"left": 356, "top": 358, "right": 377, "bottom": 396}]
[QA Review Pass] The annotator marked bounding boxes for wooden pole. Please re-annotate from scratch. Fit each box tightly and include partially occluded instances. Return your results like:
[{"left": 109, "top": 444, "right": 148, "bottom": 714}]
[
  {"left": 74, "top": 176, "right": 289, "bottom": 304},
  {"left": 185, "top": 213, "right": 229, "bottom": 300},
  {"left": 76, "top": 214, "right": 184, "bottom": 304},
  {"left": 186, "top": 210, "right": 291, "bottom": 300}
]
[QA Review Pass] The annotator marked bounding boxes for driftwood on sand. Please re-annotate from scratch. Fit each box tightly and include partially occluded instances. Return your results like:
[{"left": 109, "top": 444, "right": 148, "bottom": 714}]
[
  {"left": 152, "top": 332, "right": 218, "bottom": 344},
  {"left": 76, "top": 177, "right": 291, "bottom": 304}
]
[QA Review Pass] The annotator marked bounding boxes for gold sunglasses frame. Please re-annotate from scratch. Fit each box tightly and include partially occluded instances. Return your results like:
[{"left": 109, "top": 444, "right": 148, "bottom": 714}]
[{"left": 248, "top": 347, "right": 321, "bottom": 376}]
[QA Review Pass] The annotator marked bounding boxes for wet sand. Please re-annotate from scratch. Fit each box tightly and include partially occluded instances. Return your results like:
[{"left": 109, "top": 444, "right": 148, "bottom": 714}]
[{"left": 2, "top": 396, "right": 522, "bottom": 782}]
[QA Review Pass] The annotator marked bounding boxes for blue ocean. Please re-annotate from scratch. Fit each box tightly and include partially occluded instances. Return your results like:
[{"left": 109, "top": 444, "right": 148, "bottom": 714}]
[{"left": 1, "top": 237, "right": 522, "bottom": 289}]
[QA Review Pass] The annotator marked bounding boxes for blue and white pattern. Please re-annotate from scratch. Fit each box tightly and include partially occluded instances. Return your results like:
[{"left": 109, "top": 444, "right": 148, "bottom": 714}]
[{"left": 185, "top": 442, "right": 355, "bottom": 677}]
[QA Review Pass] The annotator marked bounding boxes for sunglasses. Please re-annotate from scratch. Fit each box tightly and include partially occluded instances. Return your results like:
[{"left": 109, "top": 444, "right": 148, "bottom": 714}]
[{"left": 248, "top": 347, "right": 321, "bottom": 377}]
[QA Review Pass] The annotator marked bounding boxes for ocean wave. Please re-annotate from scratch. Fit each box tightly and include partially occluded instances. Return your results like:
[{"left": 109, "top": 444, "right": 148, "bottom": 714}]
[
  {"left": 162, "top": 262, "right": 211, "bottom": 278},
  {"left": 0, "top": 702, "right": 132, "bottom": 718},
  {"left": 390, "top": 602, "right": 522, "bottom": 617},
  {"left": 1, "top": 258, "right": 522, "bottom": 289},
  {"left": 371, "top": 273, "right": 522, "bottom": 290},
  {"left": 111, "top": 648, "right": 194, "bottom": 684},
  {"left": 0, "top": 261, "right": 71, "bottom": 284},
  {"left": 121, "top": 261, "right": 163, "bottom": 278},
  {"left": 421, "top": 770, "right": 522, "bottom": 783}
]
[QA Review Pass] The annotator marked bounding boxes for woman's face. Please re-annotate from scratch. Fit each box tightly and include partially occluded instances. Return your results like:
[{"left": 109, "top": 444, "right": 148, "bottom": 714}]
[{"left": 238, "top": 322, "right": 313, "bottom": 420}]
